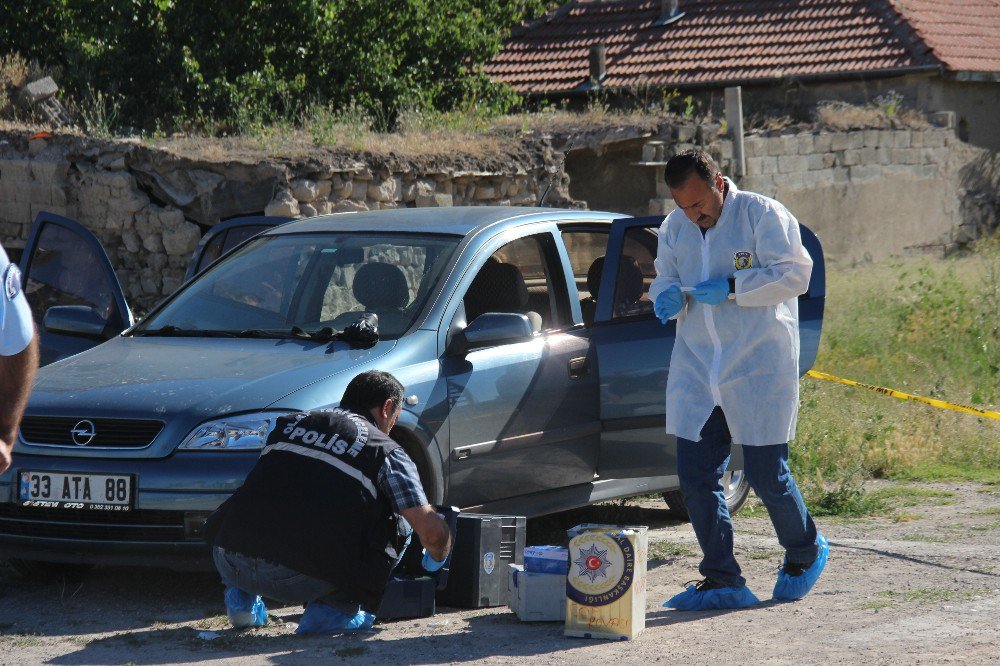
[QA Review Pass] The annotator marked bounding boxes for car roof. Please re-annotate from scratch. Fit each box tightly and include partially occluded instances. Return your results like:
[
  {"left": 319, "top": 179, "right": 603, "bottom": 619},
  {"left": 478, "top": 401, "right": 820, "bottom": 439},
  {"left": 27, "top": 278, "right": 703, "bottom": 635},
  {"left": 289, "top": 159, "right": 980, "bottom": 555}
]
[{"left": 262, "top": 206, "right": 622, "bottom": 237}]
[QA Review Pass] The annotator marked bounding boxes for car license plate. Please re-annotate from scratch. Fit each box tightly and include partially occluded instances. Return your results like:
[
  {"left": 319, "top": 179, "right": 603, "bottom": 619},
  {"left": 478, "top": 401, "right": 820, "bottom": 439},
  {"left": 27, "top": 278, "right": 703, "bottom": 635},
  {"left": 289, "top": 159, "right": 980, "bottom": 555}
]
[{"left": 17, "top": 471, "right": 134, "bottom": 511}]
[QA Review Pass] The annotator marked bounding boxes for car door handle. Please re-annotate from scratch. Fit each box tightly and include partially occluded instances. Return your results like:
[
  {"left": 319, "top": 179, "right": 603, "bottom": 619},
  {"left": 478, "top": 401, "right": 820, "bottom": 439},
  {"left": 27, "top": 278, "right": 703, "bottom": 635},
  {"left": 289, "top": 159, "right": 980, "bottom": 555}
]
[{"left": 568, "top": 356, "right": 589, "bottom": 379}]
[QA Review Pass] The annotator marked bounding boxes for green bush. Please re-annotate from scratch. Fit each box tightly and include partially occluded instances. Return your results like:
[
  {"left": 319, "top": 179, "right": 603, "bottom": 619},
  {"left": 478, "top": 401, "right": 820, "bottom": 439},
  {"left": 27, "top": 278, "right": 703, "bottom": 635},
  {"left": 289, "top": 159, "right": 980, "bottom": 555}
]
[{"left": 0, "top": 0, "right": 551, "bottom": 133}]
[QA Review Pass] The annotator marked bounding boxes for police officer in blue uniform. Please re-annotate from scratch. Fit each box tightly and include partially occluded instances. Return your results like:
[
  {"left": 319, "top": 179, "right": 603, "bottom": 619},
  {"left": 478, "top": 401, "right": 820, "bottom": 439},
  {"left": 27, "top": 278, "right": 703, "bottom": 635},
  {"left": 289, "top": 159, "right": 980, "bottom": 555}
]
[
  {"left": 206, "top": 370, "right": 452, "bottom": 633},
  {"left": 0, "top": 242, "right": 38, "bottom": 474}
]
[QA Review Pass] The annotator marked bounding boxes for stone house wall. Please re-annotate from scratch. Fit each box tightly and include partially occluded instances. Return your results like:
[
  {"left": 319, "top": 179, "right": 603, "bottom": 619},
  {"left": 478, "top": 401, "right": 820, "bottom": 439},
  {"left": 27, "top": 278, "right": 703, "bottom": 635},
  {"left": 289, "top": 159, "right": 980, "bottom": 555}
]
[{"left": 637, "top": 124, "right": 995, "bottom": 264}]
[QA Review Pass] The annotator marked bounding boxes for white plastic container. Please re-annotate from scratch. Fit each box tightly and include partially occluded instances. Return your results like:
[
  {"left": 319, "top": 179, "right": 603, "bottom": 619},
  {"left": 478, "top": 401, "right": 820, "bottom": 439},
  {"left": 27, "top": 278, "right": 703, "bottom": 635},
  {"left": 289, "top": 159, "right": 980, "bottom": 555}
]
[
  {"left": 524, "top": 545, "right": 569, "bottom": 574},
  {"left": 507, "top": 563, "right": 566, "bottom": 622}
]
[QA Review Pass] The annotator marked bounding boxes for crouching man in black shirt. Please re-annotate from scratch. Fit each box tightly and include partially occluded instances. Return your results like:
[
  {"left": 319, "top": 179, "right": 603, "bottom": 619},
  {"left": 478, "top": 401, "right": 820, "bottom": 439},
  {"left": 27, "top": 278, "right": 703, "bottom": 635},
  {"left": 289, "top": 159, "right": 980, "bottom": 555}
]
[{"left": 205, "top": 370, "right": 452, "bottom": 633}]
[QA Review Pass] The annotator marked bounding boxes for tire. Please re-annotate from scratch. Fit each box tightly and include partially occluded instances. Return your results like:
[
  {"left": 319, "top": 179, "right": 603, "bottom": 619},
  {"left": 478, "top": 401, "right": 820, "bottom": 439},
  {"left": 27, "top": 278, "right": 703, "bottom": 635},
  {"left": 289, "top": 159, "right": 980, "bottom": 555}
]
[
  {"left": 7, "top": 559, "right": 94, "bottom": 581},
  {"left": 662, "top": 469, "right": 751, "bottom": 521}
]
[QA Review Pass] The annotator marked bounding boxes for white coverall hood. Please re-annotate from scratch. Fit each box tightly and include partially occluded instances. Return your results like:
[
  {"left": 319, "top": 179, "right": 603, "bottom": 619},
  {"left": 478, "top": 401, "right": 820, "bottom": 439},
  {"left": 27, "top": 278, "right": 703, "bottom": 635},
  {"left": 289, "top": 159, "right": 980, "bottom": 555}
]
[{"left": 648, "top": 179, "right": 813, "bottom": 446}]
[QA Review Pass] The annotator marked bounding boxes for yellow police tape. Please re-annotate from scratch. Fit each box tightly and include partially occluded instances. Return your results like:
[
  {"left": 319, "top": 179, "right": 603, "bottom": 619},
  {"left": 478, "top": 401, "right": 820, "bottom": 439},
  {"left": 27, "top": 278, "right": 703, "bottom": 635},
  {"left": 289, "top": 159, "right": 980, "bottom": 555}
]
[{"left": 806, "top": 370, "right": 1000, "bottom": 422}]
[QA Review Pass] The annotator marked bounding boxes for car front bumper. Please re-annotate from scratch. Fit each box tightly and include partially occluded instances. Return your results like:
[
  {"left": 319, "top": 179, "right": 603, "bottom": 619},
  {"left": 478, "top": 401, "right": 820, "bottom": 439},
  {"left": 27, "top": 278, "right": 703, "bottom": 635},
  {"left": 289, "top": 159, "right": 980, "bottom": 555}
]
[{"left": 0, "top": 451, "right": 256, "bottom": 570}]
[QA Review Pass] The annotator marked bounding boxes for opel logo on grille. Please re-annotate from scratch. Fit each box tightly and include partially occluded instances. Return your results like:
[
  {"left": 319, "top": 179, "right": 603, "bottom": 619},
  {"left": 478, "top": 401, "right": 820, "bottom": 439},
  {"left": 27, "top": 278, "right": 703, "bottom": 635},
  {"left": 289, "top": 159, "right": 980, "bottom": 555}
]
[{"left": 71, "top": 420, "right": 97, "bottom": 446}]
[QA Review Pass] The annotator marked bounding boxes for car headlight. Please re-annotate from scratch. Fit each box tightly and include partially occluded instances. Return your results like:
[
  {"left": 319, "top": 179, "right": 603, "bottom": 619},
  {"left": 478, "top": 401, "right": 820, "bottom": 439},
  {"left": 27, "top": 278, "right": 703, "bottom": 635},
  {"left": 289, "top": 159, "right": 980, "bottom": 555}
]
[{"left": 177, "top": 411, "right": 290, "bottom": 451}]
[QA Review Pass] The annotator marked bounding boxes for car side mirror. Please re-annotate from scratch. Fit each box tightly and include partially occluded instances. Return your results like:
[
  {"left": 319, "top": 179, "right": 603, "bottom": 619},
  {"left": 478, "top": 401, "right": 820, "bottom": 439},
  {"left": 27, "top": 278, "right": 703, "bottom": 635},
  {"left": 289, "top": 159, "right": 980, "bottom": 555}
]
[
  {"left": 447, "top": 312, "right": 533, "bottom": 356},
  {"left": 43, "top": 305, "right": 111, "bottom": 339}
]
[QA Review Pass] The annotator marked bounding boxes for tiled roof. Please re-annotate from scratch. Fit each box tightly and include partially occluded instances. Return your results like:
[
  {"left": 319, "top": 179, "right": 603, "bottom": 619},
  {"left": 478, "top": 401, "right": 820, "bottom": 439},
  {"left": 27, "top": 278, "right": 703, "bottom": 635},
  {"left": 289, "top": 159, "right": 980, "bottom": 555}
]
[
  {"left": 892, "top": 0, "right": 1000, "bottom": 74},
  {"left": 486, "top": 0, "right": 993, "bottom": 94}
]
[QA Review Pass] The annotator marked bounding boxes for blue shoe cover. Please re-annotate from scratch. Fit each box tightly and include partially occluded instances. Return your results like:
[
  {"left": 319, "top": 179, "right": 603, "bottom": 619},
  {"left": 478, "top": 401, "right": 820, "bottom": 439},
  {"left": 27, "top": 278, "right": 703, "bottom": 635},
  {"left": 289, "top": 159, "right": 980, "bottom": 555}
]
[
  {"left": 663, "top": 584, "right": 760, "bottom": 610},
  {"left": 773, "top": 533, "right": 829, "bottom": 601},
  {"left": 224, "top": 587, "right": 268, "bottom": 628},
  {"left": 295, "top": 602, "right": 376, "bottom": 634}
]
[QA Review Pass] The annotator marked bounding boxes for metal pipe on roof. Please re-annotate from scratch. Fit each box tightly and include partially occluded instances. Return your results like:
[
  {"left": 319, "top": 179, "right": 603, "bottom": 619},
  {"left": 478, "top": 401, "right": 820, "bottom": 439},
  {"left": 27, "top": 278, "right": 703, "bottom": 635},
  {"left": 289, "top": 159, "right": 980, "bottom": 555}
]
[
  {"left": 590, "top": 43, "right": 607, "bottom": 85},
  {"left": 656, "top": 0, "right": 685, "bottom": 26}
]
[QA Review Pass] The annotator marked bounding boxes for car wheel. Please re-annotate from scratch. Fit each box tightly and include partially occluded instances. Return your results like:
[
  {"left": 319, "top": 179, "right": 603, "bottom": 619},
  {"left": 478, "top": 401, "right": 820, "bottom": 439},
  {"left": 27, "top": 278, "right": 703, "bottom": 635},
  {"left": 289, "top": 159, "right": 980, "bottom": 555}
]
[
  {"left": 7, "top": 559, "right": 94, "bottom": 581},
  {"left": 662, "top": 469, "right": 751, "bottom": 521}
]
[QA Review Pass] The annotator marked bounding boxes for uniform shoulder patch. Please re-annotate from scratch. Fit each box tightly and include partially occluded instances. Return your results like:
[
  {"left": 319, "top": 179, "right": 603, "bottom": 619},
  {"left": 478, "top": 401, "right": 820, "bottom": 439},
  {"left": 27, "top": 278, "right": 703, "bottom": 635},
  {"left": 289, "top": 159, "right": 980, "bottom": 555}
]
[
  {"left": 734, "top": 251, "right": 752, "bottom": 270},
  {"left": 4, "top": 263, "right": 22, "bottom": 300}
]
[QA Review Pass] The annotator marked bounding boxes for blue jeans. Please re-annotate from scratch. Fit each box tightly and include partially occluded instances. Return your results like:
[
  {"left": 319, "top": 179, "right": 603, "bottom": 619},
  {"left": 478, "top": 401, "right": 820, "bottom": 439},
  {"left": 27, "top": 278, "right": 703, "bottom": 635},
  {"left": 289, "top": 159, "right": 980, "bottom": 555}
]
[
  {"left": 213, "top": 518, "right": 412, "bottom": 614},
  {"left": 677, "top": 406, "right": 818, "bottom": 588}
]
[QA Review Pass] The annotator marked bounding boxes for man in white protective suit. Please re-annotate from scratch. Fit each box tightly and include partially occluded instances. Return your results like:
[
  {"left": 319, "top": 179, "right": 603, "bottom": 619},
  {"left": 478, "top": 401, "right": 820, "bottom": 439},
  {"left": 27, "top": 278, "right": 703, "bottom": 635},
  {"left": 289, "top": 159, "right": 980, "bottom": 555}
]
[{"left": 649, "top": 149, "right": 828, "bottom": 611}]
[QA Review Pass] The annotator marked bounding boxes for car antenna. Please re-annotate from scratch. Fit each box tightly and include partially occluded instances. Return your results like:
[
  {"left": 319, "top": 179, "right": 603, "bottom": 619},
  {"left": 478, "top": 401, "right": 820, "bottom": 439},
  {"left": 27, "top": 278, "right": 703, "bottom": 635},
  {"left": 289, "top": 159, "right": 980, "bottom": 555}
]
[{"left": 536, "top": 176, "right": 554, "bottom": 206}]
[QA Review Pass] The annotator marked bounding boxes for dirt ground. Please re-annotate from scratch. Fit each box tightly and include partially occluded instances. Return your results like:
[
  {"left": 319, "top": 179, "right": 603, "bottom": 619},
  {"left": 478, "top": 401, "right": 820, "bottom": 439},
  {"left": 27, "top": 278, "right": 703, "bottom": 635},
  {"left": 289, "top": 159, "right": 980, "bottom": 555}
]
[{"left": 1, "top": 480, "right": 998, "bottom": 665}]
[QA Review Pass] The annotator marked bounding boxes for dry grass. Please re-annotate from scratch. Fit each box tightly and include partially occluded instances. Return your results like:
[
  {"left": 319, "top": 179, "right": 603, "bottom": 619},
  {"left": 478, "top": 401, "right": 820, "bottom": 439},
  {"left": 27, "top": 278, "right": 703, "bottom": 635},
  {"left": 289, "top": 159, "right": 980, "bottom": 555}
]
[
  {"left": 141, "top": 106, "right": 666, "bottom": 163},
  {"left": 0, "top": 53, "right": 30, "bottom": 91},
  {"left": 815, "top": 101, "right": 928, "bottom": 130}
]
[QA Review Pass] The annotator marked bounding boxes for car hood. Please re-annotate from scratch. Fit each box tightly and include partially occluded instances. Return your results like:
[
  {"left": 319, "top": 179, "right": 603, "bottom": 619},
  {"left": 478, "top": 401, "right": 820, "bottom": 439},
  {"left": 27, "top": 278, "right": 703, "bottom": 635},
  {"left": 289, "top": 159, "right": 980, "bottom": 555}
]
[{"left": 27, "top": 335, "right": 396, "bottom": 419}]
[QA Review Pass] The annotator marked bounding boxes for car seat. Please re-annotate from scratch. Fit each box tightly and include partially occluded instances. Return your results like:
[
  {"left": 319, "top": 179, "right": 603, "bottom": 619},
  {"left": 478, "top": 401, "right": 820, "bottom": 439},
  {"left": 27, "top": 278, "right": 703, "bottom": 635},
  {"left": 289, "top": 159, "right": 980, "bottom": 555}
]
[
  {"left": 332, "top": 262, "right": 411, "bottom": 333},
  {"left": 613, "top": 254, "right": 648, "bottom": 317},
  {"left": 464, "top": 258, "right": 542, "bottom": 333},
  {"left": 580, "top": 256, "right": 605, "bottom": 327}
]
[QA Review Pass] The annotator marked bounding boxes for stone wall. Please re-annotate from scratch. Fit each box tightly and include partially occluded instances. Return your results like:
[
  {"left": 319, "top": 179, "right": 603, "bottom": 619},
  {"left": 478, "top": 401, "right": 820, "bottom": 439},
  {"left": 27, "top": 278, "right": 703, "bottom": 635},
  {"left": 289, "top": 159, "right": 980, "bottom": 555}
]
[{"left": 0, "top": 133, "right": 572, "bottom": 312}]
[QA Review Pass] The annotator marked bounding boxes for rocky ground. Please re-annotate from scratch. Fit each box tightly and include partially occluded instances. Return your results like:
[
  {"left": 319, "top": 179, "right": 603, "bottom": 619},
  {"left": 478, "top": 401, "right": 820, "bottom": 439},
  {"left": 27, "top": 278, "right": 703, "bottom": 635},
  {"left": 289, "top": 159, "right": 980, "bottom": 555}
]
[{"left": 1, "top": 480, "right": 997, "bottom": 665}]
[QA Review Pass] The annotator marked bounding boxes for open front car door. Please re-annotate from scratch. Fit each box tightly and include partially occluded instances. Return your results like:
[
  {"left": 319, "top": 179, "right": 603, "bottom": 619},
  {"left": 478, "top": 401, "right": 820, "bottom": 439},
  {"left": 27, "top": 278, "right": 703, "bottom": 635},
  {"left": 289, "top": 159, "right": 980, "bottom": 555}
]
[{"left": 19, "top": 212, "right": 133, "bottom": 365}]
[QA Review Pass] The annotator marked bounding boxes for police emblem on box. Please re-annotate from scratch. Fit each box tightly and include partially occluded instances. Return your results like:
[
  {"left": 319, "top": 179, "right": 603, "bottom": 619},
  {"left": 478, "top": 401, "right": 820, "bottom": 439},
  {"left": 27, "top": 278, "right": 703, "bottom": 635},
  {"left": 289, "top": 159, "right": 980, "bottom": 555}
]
[
  {"left": 565, "top": 525, "right": 647, "bottom": 640},
  {"left": 734, "top": 251, "right": 752, "bottom": 270},
  {"left": 567, "top": 533, "right": 631, "bottom": 603}
]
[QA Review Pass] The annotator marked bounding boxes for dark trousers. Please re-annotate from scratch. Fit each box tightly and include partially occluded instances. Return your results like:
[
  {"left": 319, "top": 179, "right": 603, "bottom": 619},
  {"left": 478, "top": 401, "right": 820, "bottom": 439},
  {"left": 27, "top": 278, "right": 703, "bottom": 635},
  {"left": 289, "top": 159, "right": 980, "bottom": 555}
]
[
  {"left": 213, "top": 518, "right": 412, "bottom": 614},
  {"left": 677, "top": 406, "right": 818, "bottom": 588}
]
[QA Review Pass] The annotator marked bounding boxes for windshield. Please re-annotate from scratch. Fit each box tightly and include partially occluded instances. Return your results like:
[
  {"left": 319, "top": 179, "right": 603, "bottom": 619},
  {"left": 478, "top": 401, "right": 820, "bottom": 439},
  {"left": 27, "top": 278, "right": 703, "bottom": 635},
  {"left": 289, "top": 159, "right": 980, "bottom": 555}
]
[{"left": 134, "top": 232, "right": 459, "bottom": 340}]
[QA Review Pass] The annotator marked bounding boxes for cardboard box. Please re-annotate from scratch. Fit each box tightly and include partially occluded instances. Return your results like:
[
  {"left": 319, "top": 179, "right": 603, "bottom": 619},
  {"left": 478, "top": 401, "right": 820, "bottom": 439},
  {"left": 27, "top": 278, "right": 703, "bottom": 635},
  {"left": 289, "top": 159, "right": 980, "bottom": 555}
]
[
  {"left": 564, "top": 524, "right": 648, "bottom": 641},
  {"left": 507, "top": 564, "right": 566, "bottom": 622},
  {"left": 524, "top": 545, "right": 568, "bottom": 575}
]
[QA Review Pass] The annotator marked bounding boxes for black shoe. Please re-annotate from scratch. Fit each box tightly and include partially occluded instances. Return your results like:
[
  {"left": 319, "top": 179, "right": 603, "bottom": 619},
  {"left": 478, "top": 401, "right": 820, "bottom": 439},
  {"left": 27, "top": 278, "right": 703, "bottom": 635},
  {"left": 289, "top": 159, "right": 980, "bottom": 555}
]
[
  {"left": 686, "top": 577, "right": 729, "bottom": 592},
  {"left": 781, "top": 559, "right": 814, "bottom": 577}
]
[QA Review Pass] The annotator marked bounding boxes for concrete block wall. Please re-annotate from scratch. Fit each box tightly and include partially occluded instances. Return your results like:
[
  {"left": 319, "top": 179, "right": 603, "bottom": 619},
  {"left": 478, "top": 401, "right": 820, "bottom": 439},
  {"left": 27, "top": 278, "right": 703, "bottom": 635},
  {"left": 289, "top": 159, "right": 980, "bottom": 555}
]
[
  {"left": 741, "top": 127, "right": 951, "bottom": 199},
  {"left": 641, "top": 124, "right": 989, "bottom": 264},
  {"left": 738, "top": 127, "right": 971, "bottom": 263}
]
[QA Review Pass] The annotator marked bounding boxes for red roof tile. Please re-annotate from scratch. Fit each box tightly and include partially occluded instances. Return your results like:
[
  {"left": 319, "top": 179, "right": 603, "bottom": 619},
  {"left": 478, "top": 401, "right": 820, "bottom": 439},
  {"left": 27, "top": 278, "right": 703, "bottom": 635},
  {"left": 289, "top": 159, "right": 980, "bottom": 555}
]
[
  {"left": 486, "top": 0, "right": 1000, "bottom": 94},
  {"left": 891, "top": 0, "right": 1000, "bottom": 74}
]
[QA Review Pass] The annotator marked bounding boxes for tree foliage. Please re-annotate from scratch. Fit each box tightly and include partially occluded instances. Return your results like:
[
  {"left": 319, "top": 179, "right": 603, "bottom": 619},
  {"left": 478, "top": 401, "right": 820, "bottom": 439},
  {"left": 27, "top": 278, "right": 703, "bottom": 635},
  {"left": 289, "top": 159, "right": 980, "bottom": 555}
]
[{"left": 1, "top": 0, "right": 550, "bottom": 132}]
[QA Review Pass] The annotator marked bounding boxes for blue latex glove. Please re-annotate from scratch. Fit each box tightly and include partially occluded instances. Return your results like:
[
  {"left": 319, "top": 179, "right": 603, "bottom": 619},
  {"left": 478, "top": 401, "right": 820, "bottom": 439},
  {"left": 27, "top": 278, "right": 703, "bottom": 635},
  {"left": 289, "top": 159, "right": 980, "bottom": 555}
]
[
  {"left": 422, "top": 547, "right": 447, "bottom": 572},
  {"left": 653, "top": 285, "right": 684, "bottom": 324},
  {"left": 691, "top": 278, "right": 730, "bottom": 305}
]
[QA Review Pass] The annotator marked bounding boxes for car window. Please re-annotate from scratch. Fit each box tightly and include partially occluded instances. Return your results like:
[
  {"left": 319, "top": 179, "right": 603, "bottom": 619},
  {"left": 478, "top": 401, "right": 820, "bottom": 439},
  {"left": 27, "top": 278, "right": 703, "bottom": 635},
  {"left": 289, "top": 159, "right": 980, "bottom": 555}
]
[
  {"left": 463, "top": 234, "right": 566, "bottom": 332},
  {"left": 193, "top": 224, "right": 272, "bottom": 275},
  {"left": 560, "top": 229, "right": 609, "bottom": 298},
  {"left": 560, "top": 228, "right": 610, "bottom": 327},
  {"left": 22, "top": 222, "right": 117, "bottom": 322},
  {"left": 611, "top": 227, "right": 658, "bottom": 320},
  {"left": 135, "top": 233, "right": 459, "bottom": 339}
]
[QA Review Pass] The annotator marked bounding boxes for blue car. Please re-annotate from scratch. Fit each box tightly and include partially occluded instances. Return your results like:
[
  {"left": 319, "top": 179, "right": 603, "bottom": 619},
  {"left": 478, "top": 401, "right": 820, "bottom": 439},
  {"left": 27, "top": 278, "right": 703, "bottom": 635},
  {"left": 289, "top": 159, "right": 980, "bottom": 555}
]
[{"left": 0, "top": 207, "right": 824, "bottom": 573}]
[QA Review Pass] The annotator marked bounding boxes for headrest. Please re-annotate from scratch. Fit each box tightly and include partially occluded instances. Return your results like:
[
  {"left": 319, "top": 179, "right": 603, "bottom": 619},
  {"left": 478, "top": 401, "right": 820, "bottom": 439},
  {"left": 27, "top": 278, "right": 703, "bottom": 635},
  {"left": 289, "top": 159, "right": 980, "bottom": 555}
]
[
  {"left": 616, "top": 255, "right": 644, "bottom": 305},
  {"left": 465, "top": 258, "right": 529, "bottom": 319},
  {"left": 586, "top": 256, "right": 605, "bottom": 299},
  {"left": 352, "top": 262, "right": 409, "bottom": 310}
]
